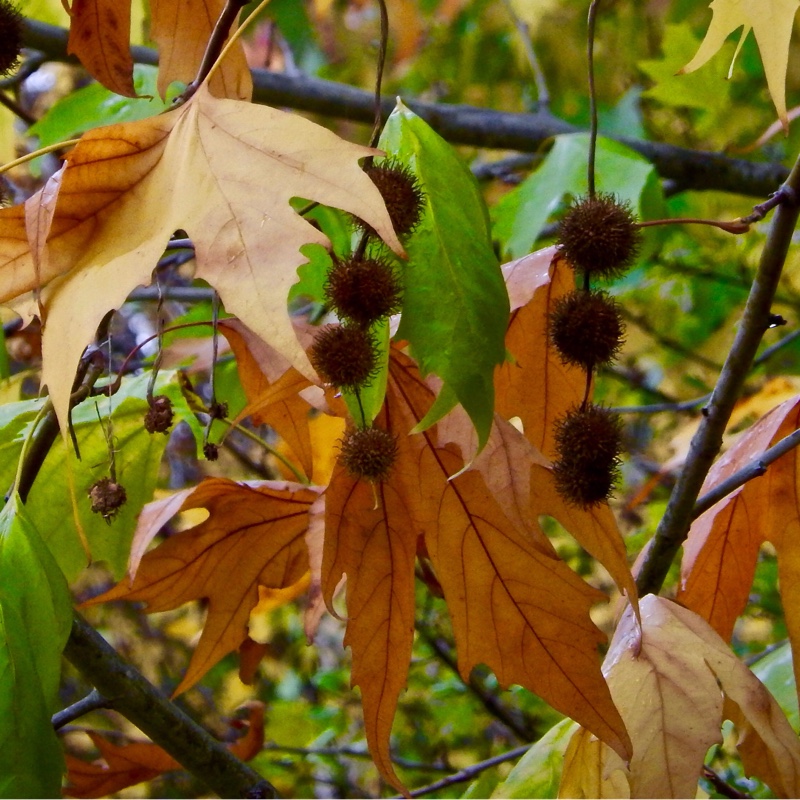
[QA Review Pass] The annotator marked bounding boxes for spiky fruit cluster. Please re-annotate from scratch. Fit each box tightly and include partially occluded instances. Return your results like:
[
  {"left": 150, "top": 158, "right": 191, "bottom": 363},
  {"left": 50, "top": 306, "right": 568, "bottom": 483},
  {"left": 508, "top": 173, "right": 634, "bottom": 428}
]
[
  {"left": 558, "top": 193, "right": 641, "bottom": 279},
  {"left": 203, "top": 442, "right": 219, "bottom": 461},
  {"left": 0, "top": 1, "right": 23, "bottom": 77},
  {"left": 363, "top": 159, "right": 425, "bottom": 237},
  {"left": 325, "top": 254, "right": 403, "bottom": 328},
  {"left": 144, "top": 395, "right": 174, "bottom": 434},
  {"left": 310, "top": 325, "right": 377, "bottom": 389},
  {"left": 549, "top": 290, "right": 624, "bottom": 370},
  {"left": 89, "top": 477, "right": 128, "bottom": 522},
  {"left": 340, "top": 426, "right": 398, "bottom": 482},
  {"left": 552, "top": 405, "right": 623, "bottom": 508}
]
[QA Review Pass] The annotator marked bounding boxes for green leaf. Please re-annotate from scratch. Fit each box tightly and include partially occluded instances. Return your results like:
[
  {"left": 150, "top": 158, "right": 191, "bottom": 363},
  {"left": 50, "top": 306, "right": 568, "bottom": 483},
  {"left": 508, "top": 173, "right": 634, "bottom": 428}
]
[
  {"left": 492, "top": 133, "right": 663, "bottom": 260},
  {"left": 342, "top": 318, "right": 390, "bottom": 425},
  {"left": 0, "top": 493, "right": 71, "bottom": 798},
  {"left": 490, "top": 717, "right": 577, "bottom": 799},
  {"left": 751, "top": 642, "right": 799, "bottom": 733},
  {"left": 28, "top": 65, "right": 173, "bottom": 149},
  {"left": 379, "top": 100, "right": 509, "bottom": 448}
]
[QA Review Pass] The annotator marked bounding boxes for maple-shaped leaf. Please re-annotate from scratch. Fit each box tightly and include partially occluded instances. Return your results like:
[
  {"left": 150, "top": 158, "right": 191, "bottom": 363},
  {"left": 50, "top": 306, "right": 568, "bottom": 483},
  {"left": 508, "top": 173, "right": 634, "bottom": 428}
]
[
  {"left": 85, "top": 478, "right": 320, "bottom": 694},
  {"left": 495, "top": 246, "right": 586, "bottom": 459},
  {"left": 149, "top": 0, "right": 252, "bottom": 100},
  {"left": 64, "top": 702, "right": 264, "bottom": 798},
  {"left": 560, "top": 596, "right": 800, "bottom": 798},
  {"left": 322, "top": 347, "right": 632, "bottom": 793},
  {"left": 678, "top": 393, "right": 800, "bottom": 711},
  {"left": 681, "top": 0, "right": 800, "bottom": 127},
  {"left": 0, "top": 82, "right": 401, "bottom": 433}
]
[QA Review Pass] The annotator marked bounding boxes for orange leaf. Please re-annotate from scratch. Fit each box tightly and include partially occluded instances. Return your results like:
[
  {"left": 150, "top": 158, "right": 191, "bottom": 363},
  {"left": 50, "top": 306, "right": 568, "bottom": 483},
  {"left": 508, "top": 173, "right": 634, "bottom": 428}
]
[
  {"left": 496, "top": 247, "right": 585, "bottom": 459},
  {"left": 149, "top": 0, "right": 253, "bottom": 101},
  {"left": 67, "top": 0, "right": 136, "bottom": 98},
  {"left": 64, "top": 704, "right": 264, "bottom": 798},
  {"left": 561, "top": 597, "right": 800, "bottom": 798},
  {"left": 85, "top": 478, "right": 319, "bottom": 694}
]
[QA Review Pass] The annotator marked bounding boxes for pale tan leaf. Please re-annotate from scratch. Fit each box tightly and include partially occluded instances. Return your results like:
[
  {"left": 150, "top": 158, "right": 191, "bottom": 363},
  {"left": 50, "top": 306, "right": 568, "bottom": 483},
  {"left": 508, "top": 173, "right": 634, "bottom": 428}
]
[{"left": 559, "top": 726, "right": 630, "bottom": 799}]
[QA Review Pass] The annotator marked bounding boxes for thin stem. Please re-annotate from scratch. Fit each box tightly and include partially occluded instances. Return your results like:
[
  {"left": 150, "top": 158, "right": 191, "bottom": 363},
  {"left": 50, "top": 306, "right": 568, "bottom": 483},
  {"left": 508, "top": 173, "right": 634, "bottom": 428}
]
[
  {"left": 52, "top": 689, "right": 110, "bottom": 729},
  {"left": 261, "top": 743, "right": 448, "bottom": 772},
  {"left": 636, "top": 156, "right": 800, "bottom": 597},
  {"left": 636, "top": 217, "right": 749, "bottom": 234},
  {"left": 369, "top": 0, "right": 390, "bottom": 149},
  {"left": 0, "top": 139, "right": 81, "bottom": 176},
  {"left": 500, "top": 0, "right": 549, "bottom": 108},
  {"left": 586, "top": 0, "right": 601, "bottom": 198},
  {"left": 0, "top": 90, "right": 35, "bottom": 125}
]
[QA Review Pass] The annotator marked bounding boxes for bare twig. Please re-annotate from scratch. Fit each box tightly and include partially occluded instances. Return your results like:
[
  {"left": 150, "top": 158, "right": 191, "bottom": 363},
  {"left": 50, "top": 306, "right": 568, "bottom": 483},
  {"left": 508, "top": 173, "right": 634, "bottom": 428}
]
[
  {"left": 586, "top": 0, "right": 601, "bottom": 198},
  {"left": 702, "top": 767, "right": 750, "bottom": 799},
  {"left": 52, "top": 689, "right": 110, "bottom": 729},
  {"left": 262, "top": 743, "right": 448, "bottom": 772},
  {"left": 636, "top": 157, "right": 800, "bottom": 597},
  {"left": 500, "top": 0, "right": 549, "bottom": 108},
  {"left": 20, "top": 18, "right": 790, "bottom": 198}
]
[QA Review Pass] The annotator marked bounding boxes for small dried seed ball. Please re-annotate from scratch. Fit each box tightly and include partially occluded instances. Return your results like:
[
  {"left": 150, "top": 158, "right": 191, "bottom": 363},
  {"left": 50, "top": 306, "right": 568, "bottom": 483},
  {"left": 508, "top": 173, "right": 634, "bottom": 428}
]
[
  {"left": 203, "top": 442, "right": 220, "bottom": 461},
  {"left": 340, "top": 426, "right": 398, "bottom": 482},
  {"left": 325, "top": 254, "right": 403, "bottom": 328},
  {"left": 309, "top": 325, "right": 377, "bottom": 389},
  {"left": 144, "top": 395, "right": 174, "bottom": 434},
  {"left": 549, "top": 290, "right": 625, "bottom": 370},
  {"left": 558, "top": 193, "right": 641, "bottom": 279},
  {"left": 552, "top": 404, "right": 623, "bottom": 508},
  {"left": 362, "top": 159, "right": 425, "bottom": 237},
  {"left": 89, "top": 477, "right": 128, "bottom": 522},
  {"left": 0, "top": 1, "right": 23, "bottom": 77}
]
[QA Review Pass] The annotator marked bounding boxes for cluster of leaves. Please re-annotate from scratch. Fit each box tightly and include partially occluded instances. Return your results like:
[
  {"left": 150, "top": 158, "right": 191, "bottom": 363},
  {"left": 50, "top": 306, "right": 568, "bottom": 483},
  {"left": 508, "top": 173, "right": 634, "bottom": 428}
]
[{"left": 2, "top": 0, "right": 800, "bottom": 798}]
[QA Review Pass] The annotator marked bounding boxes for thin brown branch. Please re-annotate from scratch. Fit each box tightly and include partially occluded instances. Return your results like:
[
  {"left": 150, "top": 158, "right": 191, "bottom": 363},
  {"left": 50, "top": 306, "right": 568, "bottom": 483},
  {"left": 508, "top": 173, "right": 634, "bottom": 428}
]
[{"left": 636, "top": 155, "right": 800, "bottom": 597}]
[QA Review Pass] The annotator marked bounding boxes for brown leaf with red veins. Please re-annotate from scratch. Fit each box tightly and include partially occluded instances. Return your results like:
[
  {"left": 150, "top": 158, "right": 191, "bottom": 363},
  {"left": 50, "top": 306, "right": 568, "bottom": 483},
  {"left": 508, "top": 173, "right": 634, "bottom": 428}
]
[
  {"left": 64, "top": 704, "right": 264, "bottom": 798},
  {"left": 84, "top": 478, "right": 319, "bottom": 694},
  {"left": 68, "top": 0, "right": 136, "bottom": 98},
  {"left": 496, "top": 247, "right": 585, "bottom": 459},
  {"left": 149, "top": 0, "right": 253, "bottom": 100}
]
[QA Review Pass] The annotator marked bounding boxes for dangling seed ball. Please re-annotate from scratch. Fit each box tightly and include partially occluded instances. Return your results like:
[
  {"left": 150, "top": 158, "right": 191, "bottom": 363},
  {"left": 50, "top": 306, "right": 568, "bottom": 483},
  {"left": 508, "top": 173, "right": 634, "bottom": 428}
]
[
  {"left": 0, "top": 1, "right": 23, "bottom": 77},
  {"left": 340, "top": 426, "right": 398, "bottom": 481},
  {"left": 203, "top": 442, "right": 219, "bottom": 461},
  {"left": 558, "top": 193, "right": 641, "bottom": 279},
  {"left": 89, "top": 477, "right": 128, "bottom": 522},
  {"left": 325, "top": 254, "right": 403, "bottom": 328},
  {"left": 549, "top": 290, "right": 625, "bottom": 370},
  {"left": 309, "top": 324, "right": 377, "bottom": 389},
  {"left": 144, "top": 395, "right": 174, "bottom": 434},
  {"left": 362, "top": 158, "right": 425, "bottom": 237},
  {"left": 552, "top": 404, "right": 623, "bottom": 508}
]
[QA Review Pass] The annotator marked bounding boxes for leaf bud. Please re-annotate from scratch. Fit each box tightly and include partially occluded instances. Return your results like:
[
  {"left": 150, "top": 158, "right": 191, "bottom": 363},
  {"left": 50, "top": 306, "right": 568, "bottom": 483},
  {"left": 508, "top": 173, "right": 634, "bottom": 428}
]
[
  {"left": 558, "top": 193, "right": 641, "bottom": 279},
  {"left": 340, "top": 426, "right": 398, "bottom": 482},
  {"left": 549, "top": 289, "right": 625, "bottom": 370}
]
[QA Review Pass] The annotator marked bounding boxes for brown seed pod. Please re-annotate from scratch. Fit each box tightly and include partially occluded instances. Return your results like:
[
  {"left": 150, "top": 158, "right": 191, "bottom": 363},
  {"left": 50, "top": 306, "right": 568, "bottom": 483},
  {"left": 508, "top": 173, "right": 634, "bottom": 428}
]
[
  {"left": 362, "top": 158, "right": 425, "bottom": 237},
  {"left": 309, "top": 324, "right": 377, "bottom": 389},
  {"left": 340, "top": 426, "right": 398, "bottom": 482},
  {"left": 144, "top": 394, "right": 174, "bottom": 434},
  {"left": 0, "top": 1, "right": 22, "bottom": 77},
  {"left": 89, "top": 477, "right": 128, "bottom": 522},
  {"left": 203, "top": 442, "right": 220, "bottom": 461},
  {"left": 325, "top": 254, "right": 403, "bottom": 328},
  {"left": 552, "top": 404, "right": 623, "bottom": 508},
  {"left": 558, "top": 193, "right": 641, "bottom": 279},
  {"left": 549, "top": 289, "right": 625, "bottom": 370}
]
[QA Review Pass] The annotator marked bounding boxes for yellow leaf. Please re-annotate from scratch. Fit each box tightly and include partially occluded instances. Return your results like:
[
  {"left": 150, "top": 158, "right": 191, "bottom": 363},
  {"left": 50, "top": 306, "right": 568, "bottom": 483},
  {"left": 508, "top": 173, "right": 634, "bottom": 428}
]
[
  {"left": 0, "top": 83, "right": 401, "bottom": 434},
  {"left": 561, "top": 596, "right": 800, "bottom": 798},
  {"left": 681, "top": 0, "right": 800, "bottom": 127}
]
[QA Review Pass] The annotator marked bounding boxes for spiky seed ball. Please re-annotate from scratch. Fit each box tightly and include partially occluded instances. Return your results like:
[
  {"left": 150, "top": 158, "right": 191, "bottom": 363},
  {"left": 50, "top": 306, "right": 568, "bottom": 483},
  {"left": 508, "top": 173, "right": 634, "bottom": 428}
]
[
  {"left": 549, "top": 290, "right": 625, "bottom": 370},
  {"left": 144, "top": 395, "right": 174, "bottom": 434},
  {"left": 552, "top": 404, "right": 623, "bottom": 508},
  {"left": 340, "top": 426, "right": 398, "bottom": 481},
  {"left": 558, "top": 193, "right": 641, "bottom": 279},
  {"left": 0, "top": 1, "right": 23, "bottom": 77},
  {"left": 325, "top": 254, "right": 403, "bottom": 327},
  {"left": 89, "top": 477, "right": 128, "bottom": 522},
  {"left": 203, "top": 442, "right": 219, "bottom": 461},
  {"left": 309, "top": 325, "right": 377, "bottom": 389},
  {"left": 362, "top": 159, "right": 425, "bottom": 237}
]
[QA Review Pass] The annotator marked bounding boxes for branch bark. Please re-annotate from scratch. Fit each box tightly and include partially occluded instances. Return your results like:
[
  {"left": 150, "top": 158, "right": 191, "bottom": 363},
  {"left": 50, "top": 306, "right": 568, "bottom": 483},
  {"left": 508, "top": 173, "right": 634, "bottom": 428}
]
[
  {"left": 635, "top": 153, "right": 800, "bottom": 597},
  {"left": 21, "top": 18, "right": 789, "bottom": 199}
]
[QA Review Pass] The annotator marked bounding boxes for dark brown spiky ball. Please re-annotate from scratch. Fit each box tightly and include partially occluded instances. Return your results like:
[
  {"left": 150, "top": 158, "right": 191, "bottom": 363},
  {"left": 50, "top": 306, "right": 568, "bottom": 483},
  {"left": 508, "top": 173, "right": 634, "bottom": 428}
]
[
  {"left": 325, "top": 254, "right": 403, "bottom": 328},
  {"left": 0, "top": 1, "right": 22, "bottom": 77},
  {"left": 309, "top": 325, "right": 377, "bottom": 389},
  {"left": 340, "top": 426, "right": 398, "bottom": 481},
  {"left": 144, "top": 395, "right": 174, "bottom": 434},
  {"left": 552, "top": 404, "right": 623, "bottom": 508},
  {"left": 89, "top": 477, "right": 128, "bottom": 522},
  {"left": 363, "top": 159, "right": 425, "bottom": 237},
  {"left": 549, "top": 290, "right": 625, "bottom": 370},
  {"left": 203, "top": 442, "right": 219, "bottom": 461},
  {"left": 558, "top": 193, "right": 641, "bottom": 279}
]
